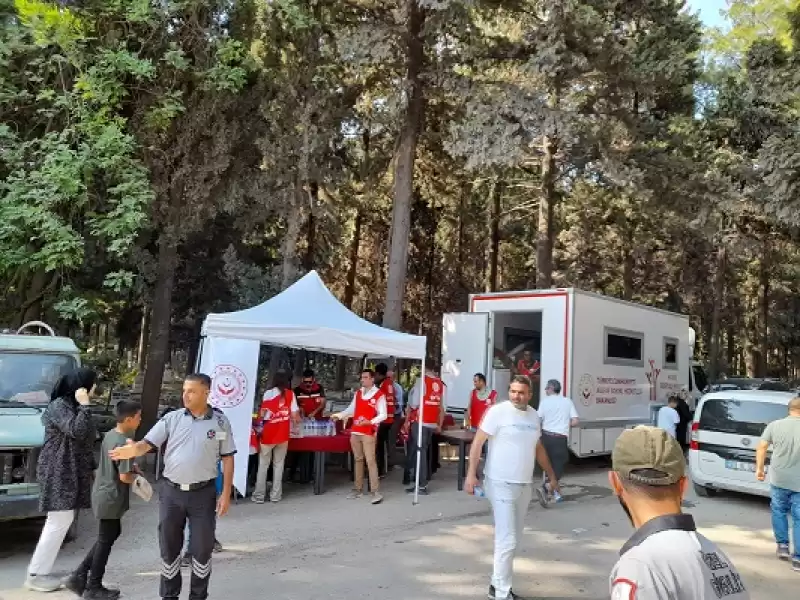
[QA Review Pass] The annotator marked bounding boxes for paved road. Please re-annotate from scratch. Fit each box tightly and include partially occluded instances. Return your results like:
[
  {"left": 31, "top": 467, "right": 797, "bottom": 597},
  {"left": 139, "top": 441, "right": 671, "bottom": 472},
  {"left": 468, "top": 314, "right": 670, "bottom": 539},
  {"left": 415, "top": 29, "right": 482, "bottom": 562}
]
[{"left": 0, "top": 457, "right": 793, "bottom": 599}]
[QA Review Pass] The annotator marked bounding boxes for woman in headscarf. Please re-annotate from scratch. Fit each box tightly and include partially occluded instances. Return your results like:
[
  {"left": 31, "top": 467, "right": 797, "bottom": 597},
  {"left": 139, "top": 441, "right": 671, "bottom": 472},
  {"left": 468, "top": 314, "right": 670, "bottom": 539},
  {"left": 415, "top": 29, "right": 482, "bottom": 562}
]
[{"left": 25, "top": 367, "right": 98, "bottom": 593}]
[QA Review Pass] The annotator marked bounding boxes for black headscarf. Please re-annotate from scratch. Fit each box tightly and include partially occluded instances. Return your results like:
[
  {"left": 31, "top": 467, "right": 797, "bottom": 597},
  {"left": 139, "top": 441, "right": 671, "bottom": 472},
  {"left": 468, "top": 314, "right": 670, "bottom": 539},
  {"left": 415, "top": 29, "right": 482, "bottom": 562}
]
[{"left": 50, "top": 367, "right": 98, "bottom": 403}]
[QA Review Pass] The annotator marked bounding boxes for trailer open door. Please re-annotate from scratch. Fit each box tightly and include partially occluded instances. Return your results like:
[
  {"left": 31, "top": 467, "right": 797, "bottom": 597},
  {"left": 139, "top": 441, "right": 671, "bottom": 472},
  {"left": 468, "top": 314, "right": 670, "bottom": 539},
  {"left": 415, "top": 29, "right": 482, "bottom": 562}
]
[{"left": 441, "top": 312, "right": 490, "bottom": 413}]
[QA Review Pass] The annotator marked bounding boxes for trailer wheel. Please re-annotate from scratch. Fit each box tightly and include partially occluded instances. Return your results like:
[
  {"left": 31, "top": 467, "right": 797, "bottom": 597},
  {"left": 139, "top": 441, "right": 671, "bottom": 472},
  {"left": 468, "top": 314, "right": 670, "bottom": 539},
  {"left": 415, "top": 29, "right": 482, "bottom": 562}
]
[{"left": 693, "top": 483, "right": 716, "bottom": 498}]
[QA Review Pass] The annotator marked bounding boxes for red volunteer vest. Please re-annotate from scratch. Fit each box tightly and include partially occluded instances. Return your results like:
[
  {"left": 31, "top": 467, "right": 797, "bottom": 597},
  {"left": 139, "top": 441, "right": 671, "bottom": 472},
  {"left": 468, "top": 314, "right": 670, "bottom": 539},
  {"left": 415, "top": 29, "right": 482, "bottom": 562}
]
[
  {"left": 351, "top": 388, "right": 384, "bottom": 436},
  {"left": 260, "top": 389, "right": 294, "bottom": 445},
  {"left": 469, "top": 389, "right": 497, "bottom": 427},
  {"left": 379, "top": 378, "right": 395, "bottom": 425},
  {"left": 296, "top": 383, "right": 325, "bottom": 420},
  {"left": 421, "top": 376, "right": 444, "bottom": 425}
]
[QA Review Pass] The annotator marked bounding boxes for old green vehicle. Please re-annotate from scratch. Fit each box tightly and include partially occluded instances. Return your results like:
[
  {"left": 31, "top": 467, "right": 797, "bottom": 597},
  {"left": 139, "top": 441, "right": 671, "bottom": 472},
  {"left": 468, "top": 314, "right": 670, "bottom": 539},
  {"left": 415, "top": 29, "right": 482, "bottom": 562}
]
[{"left": 0, "top": 322, "right": 82, "bottom": 540}]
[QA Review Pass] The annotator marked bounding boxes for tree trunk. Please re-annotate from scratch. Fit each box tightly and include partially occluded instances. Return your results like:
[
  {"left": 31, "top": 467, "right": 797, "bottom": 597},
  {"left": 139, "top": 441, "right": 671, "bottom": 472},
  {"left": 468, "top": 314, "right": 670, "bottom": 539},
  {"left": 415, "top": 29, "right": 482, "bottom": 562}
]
[
  {"left": 17, "top": 269, "right": 51, "bottom": 327},
  {"left": 382, "top": 0, "right": 425, "bottom": 330},
  {"left": 139, "top": 239, "right": 179, "bottom": 436},
  {"left": 486, "top": 178, "right": 502, "bottom": 293},
  {"left": 536, "top": 91, "right": 559, "bottom": 289},
  {"left": 268, "top": 188, "right": 305, "bottom": 378},
  {"left": 137, "top": 307, "right": 151, "bottom": 372},
  {"left": 708, "top": 244, "right": 727, "bottom": 382},
  {"left": 759, "top": 247, "right": 770, "bottom": 377},
  {"left": 622, "top": 244, "right": 635, "bottom": 301},
  {"left": 336, "top": 210, "right": 363, "bottom": 390}
]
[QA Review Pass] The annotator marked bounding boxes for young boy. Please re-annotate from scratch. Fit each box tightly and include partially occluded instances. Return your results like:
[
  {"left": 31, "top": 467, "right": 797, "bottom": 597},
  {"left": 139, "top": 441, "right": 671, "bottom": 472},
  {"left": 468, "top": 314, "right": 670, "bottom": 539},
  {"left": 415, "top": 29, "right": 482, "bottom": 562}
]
[{"left": 65, "top": 400, "right": 142, "bottom": 600}]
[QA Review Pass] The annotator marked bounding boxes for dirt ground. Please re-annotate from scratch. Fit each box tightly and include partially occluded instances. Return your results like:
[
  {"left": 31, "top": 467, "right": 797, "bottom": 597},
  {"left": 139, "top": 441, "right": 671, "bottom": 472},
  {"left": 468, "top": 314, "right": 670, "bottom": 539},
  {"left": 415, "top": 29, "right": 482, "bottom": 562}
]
[{"left": 0, "top": 456, "right": 794, "bottom": 600}]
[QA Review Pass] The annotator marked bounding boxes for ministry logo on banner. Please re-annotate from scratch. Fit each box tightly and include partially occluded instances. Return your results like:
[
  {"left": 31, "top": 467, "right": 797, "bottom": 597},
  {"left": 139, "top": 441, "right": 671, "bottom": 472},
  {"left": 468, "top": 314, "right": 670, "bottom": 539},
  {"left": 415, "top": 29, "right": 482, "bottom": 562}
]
[
  {"left": 199, "top": 336, "right": 260, "bottom": 497},
  {"left": 210, "top": 364, "right": 248, "bottom": 408}
]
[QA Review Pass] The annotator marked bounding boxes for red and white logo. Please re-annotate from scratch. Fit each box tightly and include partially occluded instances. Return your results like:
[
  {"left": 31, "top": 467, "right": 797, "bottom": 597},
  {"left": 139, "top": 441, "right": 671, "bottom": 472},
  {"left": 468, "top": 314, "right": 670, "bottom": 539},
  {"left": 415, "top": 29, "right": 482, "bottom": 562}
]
[
  {"left": 578, "top": 373, "right": 594, "bottom": 407},
  {"left": 210, "top": 364, "right": 248, "bottom": 408},
  {"left": 431, "top": 381, "right": 440, "bottom": 393}
]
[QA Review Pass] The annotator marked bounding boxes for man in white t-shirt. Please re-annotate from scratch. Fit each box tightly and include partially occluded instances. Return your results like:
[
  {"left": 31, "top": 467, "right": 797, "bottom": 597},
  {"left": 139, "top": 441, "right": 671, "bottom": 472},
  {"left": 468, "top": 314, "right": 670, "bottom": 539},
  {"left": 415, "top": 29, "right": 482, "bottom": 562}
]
[
  {"left": 656, "top": 396, "right": 681, "bottom": 439},
  {"left": 465, "top": 376, "right": 560, "bottom": 600},
  {"left": 536, "top": 379, "right": 578, "bottom": 506}
]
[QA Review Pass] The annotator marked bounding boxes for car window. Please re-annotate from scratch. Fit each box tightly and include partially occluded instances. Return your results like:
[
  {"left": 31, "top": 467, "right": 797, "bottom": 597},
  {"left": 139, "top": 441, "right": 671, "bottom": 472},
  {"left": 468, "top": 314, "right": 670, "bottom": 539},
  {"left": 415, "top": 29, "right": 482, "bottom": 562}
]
[{"left": 698, "top": 399, "right": 789, "bottom": 437}]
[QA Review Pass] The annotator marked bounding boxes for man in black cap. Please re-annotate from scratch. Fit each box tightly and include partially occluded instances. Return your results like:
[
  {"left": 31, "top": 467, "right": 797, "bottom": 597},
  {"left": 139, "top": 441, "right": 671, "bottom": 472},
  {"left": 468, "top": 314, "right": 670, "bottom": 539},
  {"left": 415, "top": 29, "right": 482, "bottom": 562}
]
[{"left": 608, "top": 426, "right": 749, "bottom": 599}]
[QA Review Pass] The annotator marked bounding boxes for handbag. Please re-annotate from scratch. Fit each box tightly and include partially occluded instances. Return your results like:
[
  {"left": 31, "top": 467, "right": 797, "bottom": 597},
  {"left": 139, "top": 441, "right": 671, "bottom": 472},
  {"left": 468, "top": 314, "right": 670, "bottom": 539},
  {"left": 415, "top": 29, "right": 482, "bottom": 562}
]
[{"left": 132, "top": 475, "right": 153, "bottom": 502}]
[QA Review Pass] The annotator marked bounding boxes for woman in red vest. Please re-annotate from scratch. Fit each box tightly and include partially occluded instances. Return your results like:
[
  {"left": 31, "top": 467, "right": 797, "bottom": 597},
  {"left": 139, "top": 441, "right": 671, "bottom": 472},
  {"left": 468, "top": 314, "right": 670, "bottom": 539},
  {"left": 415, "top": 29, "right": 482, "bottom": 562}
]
[
  {"left": 252, "top": 371, "right": 299, "bottom": 504},
  {"left": 331, "top": 369, "right": 387, "bottom": 504},
  {"left": 465, "top": 373, "right": 497, "bottom": 431}
]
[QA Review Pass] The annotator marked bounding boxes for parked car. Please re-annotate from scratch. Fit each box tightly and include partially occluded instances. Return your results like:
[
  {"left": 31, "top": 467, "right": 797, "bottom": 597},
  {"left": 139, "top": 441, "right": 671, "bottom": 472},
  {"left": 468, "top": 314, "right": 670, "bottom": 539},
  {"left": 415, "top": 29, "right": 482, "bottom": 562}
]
[
  {"left": 704, "top": 378, "right": 790, "bottom": 393},
  {"left": 689, "top": 390, "right": 795, "bottom": 498}
]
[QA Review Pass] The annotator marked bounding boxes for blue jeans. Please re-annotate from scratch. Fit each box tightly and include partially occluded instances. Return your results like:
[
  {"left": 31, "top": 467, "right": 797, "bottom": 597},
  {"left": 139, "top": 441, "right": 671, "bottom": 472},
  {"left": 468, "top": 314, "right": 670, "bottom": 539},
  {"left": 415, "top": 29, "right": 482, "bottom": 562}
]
[{"left": 771, "top": 485, "right": 800, "bottom": 559}]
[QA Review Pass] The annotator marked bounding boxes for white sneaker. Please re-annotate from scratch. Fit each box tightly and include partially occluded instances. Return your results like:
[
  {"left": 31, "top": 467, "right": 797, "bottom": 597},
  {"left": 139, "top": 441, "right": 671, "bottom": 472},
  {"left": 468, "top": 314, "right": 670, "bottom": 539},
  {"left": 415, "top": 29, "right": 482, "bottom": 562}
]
[
  {"left": 24, "top": 574, "right": 63, "bottom": 592},
  {"left": 251, "top": 495, "right": 265, "bottom": 504}
]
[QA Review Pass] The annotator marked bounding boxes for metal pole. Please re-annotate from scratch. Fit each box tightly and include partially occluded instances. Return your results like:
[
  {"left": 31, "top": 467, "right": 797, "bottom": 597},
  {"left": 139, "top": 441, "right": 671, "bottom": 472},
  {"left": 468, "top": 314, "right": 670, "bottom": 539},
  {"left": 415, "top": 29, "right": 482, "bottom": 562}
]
[{"left": 413, "top": 357, "right": 426, "bottom": 505}]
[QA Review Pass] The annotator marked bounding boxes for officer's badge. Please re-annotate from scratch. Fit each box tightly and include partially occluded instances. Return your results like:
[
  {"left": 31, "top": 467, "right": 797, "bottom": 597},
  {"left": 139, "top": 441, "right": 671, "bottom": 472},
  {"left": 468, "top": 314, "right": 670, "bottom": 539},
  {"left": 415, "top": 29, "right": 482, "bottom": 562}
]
[
  {"left": 207, "top": 429, "right": 217, "bottom": 439},
  {"left": 217, "top": 416, "right": 226, "bottom": 428}
]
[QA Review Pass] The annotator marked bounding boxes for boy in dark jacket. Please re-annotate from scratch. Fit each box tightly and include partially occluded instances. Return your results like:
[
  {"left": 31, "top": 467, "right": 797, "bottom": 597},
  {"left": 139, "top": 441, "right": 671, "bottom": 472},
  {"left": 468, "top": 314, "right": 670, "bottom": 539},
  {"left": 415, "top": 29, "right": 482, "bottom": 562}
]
[{"left": 65, "top": 400, "right": 142, "bottom": 600}]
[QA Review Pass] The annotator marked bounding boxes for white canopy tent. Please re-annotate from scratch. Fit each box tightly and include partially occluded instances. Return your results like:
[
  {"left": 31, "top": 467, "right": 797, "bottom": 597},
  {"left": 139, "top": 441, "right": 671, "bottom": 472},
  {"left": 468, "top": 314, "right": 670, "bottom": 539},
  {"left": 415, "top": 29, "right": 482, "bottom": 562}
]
[
  {"left": 200, "top": 270, "right": 430, "bottom": 502},
  {"left": 202, "top": 270, "right": 425, "bottom": 358}
]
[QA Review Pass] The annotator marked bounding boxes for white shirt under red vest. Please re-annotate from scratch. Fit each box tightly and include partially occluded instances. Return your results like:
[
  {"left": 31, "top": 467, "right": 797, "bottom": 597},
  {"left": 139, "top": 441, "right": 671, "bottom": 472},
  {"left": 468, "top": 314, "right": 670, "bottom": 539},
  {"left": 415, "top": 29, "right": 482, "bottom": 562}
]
[{"left": 339, "top": 386, "right": 387, "bottom": 436}]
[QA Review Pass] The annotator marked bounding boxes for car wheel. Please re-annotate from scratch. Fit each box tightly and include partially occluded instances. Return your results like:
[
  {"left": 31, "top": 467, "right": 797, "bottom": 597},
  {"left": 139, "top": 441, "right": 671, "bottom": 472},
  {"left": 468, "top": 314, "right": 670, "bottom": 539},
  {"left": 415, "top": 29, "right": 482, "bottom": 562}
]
[{"left": 694, "top": 483, "right": 717, "bottom": 498}]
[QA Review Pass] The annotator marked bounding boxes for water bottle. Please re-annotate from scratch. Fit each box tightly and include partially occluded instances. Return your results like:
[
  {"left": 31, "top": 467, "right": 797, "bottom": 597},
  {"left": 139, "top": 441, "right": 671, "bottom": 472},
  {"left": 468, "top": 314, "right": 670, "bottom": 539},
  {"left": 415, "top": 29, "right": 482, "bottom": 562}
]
[{"left": 473, "top": 486, "right": 485, "bottom": 498}]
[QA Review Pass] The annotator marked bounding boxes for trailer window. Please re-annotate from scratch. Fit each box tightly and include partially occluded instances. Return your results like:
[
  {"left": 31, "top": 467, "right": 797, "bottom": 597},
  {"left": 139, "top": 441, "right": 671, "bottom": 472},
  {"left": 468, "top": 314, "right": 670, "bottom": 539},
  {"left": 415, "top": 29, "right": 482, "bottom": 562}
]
[
  {"left": 663, "top": 337, "right": 678, "bottom": 370},
  {"left": 604, "top": 328, "right": 644, "bottom": 367}
]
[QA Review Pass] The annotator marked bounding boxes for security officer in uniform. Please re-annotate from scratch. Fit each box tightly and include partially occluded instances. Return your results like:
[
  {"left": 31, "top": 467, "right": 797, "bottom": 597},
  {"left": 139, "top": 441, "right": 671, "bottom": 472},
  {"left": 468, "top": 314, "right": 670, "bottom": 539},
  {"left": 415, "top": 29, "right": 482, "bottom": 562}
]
[
  {"left": 608, "top": 426, "right": 749, "bottom": 599},
  {"left": 110, "top": 373, "right": 235, "bottom": 600}
]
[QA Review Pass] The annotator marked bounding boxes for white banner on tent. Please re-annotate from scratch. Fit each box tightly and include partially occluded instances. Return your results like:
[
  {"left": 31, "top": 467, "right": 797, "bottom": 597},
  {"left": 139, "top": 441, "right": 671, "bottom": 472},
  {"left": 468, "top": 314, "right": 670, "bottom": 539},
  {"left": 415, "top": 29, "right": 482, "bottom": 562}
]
[{"left": 199, "top": 336, "right": 259, "bottom": 497}]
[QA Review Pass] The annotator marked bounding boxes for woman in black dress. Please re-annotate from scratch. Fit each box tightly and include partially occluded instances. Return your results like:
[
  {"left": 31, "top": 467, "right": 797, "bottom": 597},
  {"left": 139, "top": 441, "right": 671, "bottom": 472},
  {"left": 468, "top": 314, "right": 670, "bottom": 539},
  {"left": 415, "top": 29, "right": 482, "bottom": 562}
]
[{"left": 25, "top": 368, "right": 98, "bottom": 592}]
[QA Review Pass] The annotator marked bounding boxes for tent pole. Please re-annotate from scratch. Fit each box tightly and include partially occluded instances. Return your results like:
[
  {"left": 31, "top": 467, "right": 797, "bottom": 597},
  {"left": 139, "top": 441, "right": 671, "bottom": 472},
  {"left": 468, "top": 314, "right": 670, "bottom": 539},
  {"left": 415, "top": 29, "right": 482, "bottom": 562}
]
[{"left": 413, "top": 357, "right": 426, "bottom": 505}]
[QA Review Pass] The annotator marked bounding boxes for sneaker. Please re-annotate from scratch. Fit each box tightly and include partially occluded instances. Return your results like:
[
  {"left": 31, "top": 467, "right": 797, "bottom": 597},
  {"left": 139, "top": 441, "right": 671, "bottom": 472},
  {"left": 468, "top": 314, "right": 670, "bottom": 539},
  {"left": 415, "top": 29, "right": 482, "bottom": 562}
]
[
  {"left": 488, "top": 585, "right": 521, "bottom": 599},
  {"left": 792, "top": 558, "right": 800, "bottom": 572},
  {"left": 371, "top": 492, "right": 384, "bottom": 505},
  {"left": 535, "top": 485, "right": 549, "bottom": 508},
  {"left": 213, "top": 539, "right": 223, "bottom": 553},
  {"left": 778, "top": 544, "right": 791, "bottom": 560},
  {"left": 251, "top": 495, "right": 265, "bottom": 504},
  {"left": 346, "top": 490, "right": 363, "bottom": 499},
  {"left": 24, "top": 574, "right": 63, "bottom": 592},
  {"left": 82, "top": 585, "right": 121, "bottom": 600},
  {"left": 406, "top": 486, "right": 428, "bottom": 495},
  {"left": 64, "top": 572, "right": 87, "bottom": 596},
  {"left": 270, "top": 496, "right": 281, "bottom": 503}
]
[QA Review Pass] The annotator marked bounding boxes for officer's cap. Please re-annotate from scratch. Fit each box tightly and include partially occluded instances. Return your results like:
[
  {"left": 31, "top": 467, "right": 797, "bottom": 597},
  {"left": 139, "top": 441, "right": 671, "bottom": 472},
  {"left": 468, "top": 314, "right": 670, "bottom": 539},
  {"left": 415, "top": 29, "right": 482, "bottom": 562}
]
[{"left": 612, "top": 426, "right": 685, "bottom": 486}]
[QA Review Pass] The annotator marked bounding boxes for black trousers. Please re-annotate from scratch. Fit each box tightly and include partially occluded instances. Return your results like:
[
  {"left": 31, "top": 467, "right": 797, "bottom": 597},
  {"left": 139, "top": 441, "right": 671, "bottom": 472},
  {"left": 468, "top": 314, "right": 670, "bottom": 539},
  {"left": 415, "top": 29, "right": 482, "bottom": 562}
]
[
  {"left": 541, "top": 432, "right": 570, "bottom": 484},
  {"left": 388, "top": 415, "right": 404, "bottom": 468},
  {"left": 159, "top": 481, "right": 216, "bottom": 600},
  {"left": 376, "top": 422, "right": 392, "bottom": 476},
  {"left": 77, "top": 518, "right": 122, "bottom": 589},
  {"left": 405, "top": 426, "right": 434, "bottom": 487}
]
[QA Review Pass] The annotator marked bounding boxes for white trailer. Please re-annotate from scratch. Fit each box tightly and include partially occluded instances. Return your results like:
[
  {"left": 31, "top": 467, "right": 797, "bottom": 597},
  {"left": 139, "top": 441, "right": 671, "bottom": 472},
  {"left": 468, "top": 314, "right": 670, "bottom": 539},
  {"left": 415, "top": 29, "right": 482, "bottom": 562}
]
[{"left": 441, "top": 288, "right": 700, "bottom": 457}]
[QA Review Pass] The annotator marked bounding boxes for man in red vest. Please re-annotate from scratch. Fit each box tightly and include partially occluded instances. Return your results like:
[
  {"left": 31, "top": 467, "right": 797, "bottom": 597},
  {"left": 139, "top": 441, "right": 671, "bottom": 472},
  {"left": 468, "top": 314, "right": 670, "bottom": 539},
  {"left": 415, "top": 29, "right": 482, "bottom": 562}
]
[
  {"left": 332, "top": 369, "right": 386, "bottom": 504},
  {"left": 252, "top": 371, "right": 299, "bottom": 504},
  {"left": 294, "top": 369, "right": 326, "bottom": 419},
  {"left": 403, "top": 368, "right": 446, "bottom": 495},
  {"left": 374, "top": 363, "right": 396, "bottom": 477}
]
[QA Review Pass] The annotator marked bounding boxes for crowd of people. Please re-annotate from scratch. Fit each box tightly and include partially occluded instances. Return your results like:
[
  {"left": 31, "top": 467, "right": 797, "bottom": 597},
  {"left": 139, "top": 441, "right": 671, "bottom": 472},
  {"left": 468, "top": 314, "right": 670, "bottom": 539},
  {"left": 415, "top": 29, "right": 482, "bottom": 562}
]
[{"left": 17, "top": 357, "right": 800, "bottom": 600}]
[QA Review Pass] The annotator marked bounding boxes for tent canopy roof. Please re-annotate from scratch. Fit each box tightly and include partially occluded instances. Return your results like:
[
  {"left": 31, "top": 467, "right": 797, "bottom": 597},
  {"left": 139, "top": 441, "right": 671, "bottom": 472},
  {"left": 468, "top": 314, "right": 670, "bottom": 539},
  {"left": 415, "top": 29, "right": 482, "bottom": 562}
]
[{"left": 201, "top": 271, "right": 426, "bottom": 359}]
